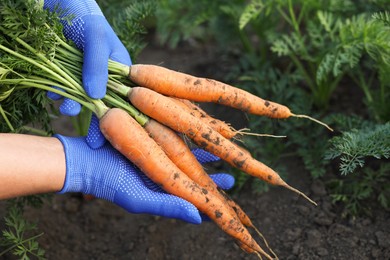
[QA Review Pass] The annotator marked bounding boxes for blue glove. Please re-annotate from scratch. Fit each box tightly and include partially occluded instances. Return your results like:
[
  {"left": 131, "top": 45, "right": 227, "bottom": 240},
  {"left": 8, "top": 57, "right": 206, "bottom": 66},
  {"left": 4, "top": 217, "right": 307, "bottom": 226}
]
[
  {"left": 55, "top": 135, "right": 235, "bottom": 224},
  {"left": 45, "top": 0, "right": 131, "bottom": 148}
]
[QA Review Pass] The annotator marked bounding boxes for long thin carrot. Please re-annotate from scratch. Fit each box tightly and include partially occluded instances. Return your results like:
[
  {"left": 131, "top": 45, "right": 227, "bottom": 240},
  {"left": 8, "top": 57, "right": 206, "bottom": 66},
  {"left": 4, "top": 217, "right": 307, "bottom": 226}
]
[
  {"left": 144, "top": 118, "right": 217, "bottom": 190},
  {"left": 99, "top": 108, "right": 272, "bottom": 259},
  {"left": 144, "top": 118, "right": 255, "bottom": 227},
  {"left": 176, "top": 98, "right": 287, "bottom": 140},
  {"left": 128, "top": 87, "right": 317, "bottom": 206},
  {"left": 173, "top": 98, "right": 238, "bottom": 139},
  {"left": 127, "top": 64, "right": 332, "bottom": 131}
]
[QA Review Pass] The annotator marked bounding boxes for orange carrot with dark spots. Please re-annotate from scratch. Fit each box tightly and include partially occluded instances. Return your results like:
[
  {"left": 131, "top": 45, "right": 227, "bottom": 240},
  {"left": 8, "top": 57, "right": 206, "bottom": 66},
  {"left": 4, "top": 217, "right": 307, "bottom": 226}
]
[
  {"left": 144, "top": 118, "right": 216, "bottom": 190},
  {"left": 99, "top": 108, "right": 271, "bottom": 258},
  {"left": 144, "top": 118, "right": 254, "bottom": 227},
  {"left": 128, "top": 87, "right": 317, "bottom": 206},
  {"left": 174, "top": 98, "right": 238, "bottom": 139},
  {"left": 143, "top": 117, "right": 276, "bottom": 258},
  {"left": 128, "top": 64, "right": 332, "bottom": 131},
  {"left": 170, "top": 98, "right": 237, "bottom": 139}
]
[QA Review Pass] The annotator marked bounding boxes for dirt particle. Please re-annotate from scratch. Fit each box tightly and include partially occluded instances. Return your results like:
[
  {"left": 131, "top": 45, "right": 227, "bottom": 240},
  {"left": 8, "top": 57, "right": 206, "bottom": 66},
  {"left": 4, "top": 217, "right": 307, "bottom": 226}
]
[
  {"left": 194, "top": 79, "right": 201, "bottom": 85},
  {"left": 201, "top": 132, "right": 211, "bottom": 141},
  {"left": 184, "top": 77, "right": 191, "bottom": 84},
  {"left": 201, "top": 188, "right": 208, "bottom": 194},
  {"left": 264, "top": 101, "right": 270, "bottom": 107},
  {"left": 215, "top": 210, "right": 223, "bottom": 218},
  {"left": 233, "top": 158, "right": 246, "bottom": 168}
]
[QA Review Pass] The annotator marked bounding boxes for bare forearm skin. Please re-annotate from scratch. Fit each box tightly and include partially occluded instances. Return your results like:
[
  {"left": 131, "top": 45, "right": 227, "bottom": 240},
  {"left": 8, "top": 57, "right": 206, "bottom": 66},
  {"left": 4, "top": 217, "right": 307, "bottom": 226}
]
[{"left": 0, "top": 133, "right": 66, "bottom": 199}]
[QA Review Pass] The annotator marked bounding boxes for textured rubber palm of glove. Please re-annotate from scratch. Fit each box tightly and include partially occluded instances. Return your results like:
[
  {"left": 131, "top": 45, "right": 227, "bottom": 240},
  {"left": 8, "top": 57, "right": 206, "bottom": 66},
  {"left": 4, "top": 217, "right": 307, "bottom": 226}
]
[
  {"left": 44, "top": 0, "right": 131, "bottom": 149},
  {"left": 55, "top": 135, "right": 235, "bottom": 224}
]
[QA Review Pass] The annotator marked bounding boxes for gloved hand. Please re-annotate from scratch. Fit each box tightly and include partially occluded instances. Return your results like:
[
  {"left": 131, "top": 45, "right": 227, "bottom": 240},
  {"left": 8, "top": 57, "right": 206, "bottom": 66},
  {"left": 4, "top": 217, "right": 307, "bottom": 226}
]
[
  {"left": 55, "top": 135, "right": 235, "bottom": 224},
  {"left": 45, "top": 0, "right": 131, "bottom": 149}
]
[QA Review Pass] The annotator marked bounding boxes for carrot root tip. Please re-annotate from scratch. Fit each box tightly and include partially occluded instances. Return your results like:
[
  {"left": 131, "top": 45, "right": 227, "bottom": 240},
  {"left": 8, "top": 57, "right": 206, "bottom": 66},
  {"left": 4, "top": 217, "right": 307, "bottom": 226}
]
[
  {"left": 252, "top": 225, "right": 279, "bottom": 260},
  {"left": 282, "top": 182, "right": 318, "bottom": 206},
  {"left": 291, "top": 113, "right": 333, "bottom": 132},
  {"left": 235, "top": 128, "right": 287, "bottom": 138},
  {"left": 254, "top": 251, "right": 263, "bottom": 260}
]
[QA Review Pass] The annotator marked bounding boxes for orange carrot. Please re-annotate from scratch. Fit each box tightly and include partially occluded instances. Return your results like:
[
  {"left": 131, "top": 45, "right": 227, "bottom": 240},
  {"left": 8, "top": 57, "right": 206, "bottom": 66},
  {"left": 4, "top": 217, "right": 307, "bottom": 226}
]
[
  {"left": 128, "top": 64, "right": 332, "bottom": 131},
  {"left": 128, "top": 87, "right": 317, "bottom": 206},
  {"left": 144, "top": 118, "right": 216, "bottom": 190},
  {"left": 173, "top": 98, "right": 238, "bottom": 139},
  {"left": 99, "top": 108, "right": 271, "bottom": 259},
  {"left": 144, "top": 118, "right": 254, "bottom": 227},
  {"left": 144, "top": 118, "right": 275, "bottom": 257}
]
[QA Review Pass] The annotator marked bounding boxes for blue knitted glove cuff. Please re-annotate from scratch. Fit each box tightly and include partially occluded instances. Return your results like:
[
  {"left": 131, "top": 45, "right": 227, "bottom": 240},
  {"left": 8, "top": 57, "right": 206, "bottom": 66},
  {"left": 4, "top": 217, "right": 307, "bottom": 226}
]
[{"left": 54, "top": 134, "right": 117, "bottom": 201}]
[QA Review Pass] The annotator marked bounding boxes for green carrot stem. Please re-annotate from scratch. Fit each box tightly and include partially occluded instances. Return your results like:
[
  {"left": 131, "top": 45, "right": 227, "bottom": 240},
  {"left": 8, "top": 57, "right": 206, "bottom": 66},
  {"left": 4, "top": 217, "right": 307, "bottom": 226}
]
[
  {"left": 107, "top": 79, "right": 131, "bottom": 97},
  {"left": 103, "top": 92, "right": 149, "bottom": 126},
  {"left": 0, "top": 104, "right": 15, "bottom": 132},
  {"left": 0, "top": 44, "right": 77, "bottom": 93},
  {"left": 108, "top": 60, "right": 130, "bottom": 77},
  {"left": 14, "top": 38, "right": 83, "bottom": 93},
  {"left": 17, "top": 82, "right": 98, "bottom": 113},
  {"left": 44, "top": 23, "right": 82, "bottom": 57}
]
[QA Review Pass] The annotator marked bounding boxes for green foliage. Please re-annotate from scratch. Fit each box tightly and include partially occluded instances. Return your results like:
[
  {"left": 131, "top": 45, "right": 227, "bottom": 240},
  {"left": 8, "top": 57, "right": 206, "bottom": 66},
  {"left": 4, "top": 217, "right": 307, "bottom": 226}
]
[
  {"left": 239, "top": 0, "right": 265, "bottom": 30},
  {"left": 0, "top": 87, "right": 54, "bottom": 134},
  {"left": 0, "top": 0, "right": 65, "bottom": 133},
  {"left": 156, "top": 0, "right": 389, "bottom": 116},
  {"left": 0, "top": 1, "right": 154, "bottom": 258},
  {"left": 0, "top": 203, "right": 46, "bottom": 259},
  {"left": 155, "top": 0, "right": 249, "bottom": 49},
  {"left": 326, "top": 122, "right": 390, "bottom": 175},
  {"left": 323, "top": 115, "right": 390, "bottom": 215},
  {"left": 372, "top": 11, "right": 390, "bottom": 25},
  {"left": 154, "top": 0, "right": 390, "bottom": 216},
  {"left": 328, "top": 163, "right": 390, "bottom": 216},
  {"left": 97, "top": 0, "right": 156, "bottom": 60}
]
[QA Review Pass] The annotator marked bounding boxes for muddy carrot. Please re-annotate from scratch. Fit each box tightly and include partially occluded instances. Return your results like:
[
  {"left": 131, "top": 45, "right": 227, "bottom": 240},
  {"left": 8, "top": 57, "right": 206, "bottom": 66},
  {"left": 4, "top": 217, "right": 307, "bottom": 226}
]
[
  {"left": 125, "top": 64, "right": 332, "bottom": 131},
  {"left": 128, "top": 87, "right": 317, "bottom": 206},
  {"left": 99, "top": 108, "right": 272, "bottom": 259},
  {"left": 143, "top": 117, "right": 276, "bottom": 257},
  {"left": 144, "top": 118, "right": 255, "bottom": 227},
  {"left": 173, "top": 98, "right": 238, "bottom": 139}
]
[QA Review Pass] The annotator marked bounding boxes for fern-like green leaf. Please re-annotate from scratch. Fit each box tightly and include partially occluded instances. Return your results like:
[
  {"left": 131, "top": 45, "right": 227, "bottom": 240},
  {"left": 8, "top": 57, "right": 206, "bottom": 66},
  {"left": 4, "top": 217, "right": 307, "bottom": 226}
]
[
  {"left": 271, "top": 37, "right": 290, "bottom": 56},
  {"left": 239, "top": 0, "right": 264, "bottom": 30},
  {"left": 326, "top": 122, "right": 390, "bottom": 175},
  {"left": 372, "top": 11, "right": 390, "bottom": 26},
  {"left": 317, "top": 10, "right": 336, "bottom": 33}
]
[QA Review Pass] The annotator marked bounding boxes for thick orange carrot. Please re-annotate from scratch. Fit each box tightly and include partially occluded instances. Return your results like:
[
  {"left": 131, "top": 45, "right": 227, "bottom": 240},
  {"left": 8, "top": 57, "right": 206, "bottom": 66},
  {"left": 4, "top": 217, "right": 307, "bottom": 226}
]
[
  {"left": 128, "top": 64, "right": 288, "bottom": 118},
  {"left": 128, "top": 87, "right": 317, "bottom": 206},
  {"left": 144, "top": 118, "right": 254, "bottom": 227},
  {"left": 128, "top": 64, "right": 333, "bottom": 131},
  {"left": 99, "top": 108, "right": 271, "bottom": 258}
]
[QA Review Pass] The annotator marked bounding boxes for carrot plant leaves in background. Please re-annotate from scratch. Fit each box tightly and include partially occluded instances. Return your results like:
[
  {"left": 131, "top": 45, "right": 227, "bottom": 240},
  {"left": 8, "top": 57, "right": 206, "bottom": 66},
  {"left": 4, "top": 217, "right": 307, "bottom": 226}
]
[
  {"left": 96, "top": 0, "right": 156, "bottom": 60},
  {"left": 326, "top": 122, "right": 390, "bottom": 175},
  {"left": 154, "top": 0, "right": 390, "bottom": 215}
]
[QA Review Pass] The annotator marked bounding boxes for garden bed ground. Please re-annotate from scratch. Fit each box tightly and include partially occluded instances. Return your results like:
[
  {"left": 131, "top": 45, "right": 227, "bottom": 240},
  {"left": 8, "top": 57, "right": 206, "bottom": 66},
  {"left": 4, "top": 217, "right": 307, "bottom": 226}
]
[{"left": 1, "top": 37, "right": 389, "bottom": 260}]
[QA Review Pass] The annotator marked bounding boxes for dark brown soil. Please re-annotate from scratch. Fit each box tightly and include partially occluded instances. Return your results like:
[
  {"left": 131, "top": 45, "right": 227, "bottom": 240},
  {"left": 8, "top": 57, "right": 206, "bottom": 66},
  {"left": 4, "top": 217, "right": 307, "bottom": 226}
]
[{"left": 1, "top": 38, "right": 389, "bottom": 260}]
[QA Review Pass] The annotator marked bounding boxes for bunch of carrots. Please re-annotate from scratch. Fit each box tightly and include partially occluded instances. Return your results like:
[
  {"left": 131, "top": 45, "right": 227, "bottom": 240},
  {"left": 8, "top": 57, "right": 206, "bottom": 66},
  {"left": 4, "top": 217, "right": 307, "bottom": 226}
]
[
  {"left": 100, "top": 64, "right": 333, "bottom": 259},
  {"left": 0, "top": 1, "right": 333, "bottom": 259}
]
